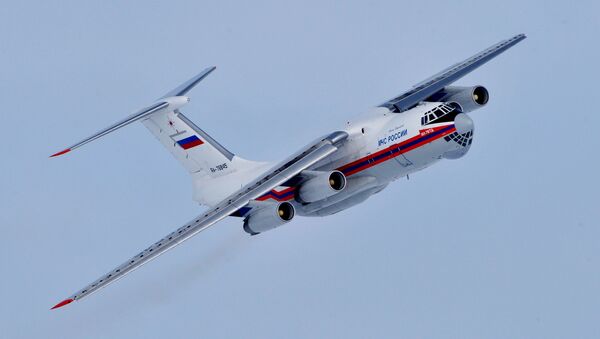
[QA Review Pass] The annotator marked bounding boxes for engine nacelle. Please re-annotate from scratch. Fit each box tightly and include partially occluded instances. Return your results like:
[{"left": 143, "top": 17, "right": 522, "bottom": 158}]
[
  {"left": 297, "top": 170, "right": 346, "bottom": 203},
  {"left": 435, "top": 86, "right": 489, "bottom": 113},
  {"left": 243, "top": 202, "right": 295, "bottom": 235}
]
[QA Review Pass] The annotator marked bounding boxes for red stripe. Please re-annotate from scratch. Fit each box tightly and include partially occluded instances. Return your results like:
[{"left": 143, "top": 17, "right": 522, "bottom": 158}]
[
  {"left": 338, "top": 125, "right": 455, "bottom": 176},
  {"left": 255, "top": 125, "right": 455, "bottom": 202},
  {"left": 257, "top": 187, "right": 296, "bottom": 201}
]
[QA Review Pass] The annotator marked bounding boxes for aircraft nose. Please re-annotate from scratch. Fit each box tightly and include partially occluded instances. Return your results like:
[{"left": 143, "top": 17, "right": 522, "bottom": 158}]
[{"left": 454, "top": 113, "right": 474, "bottom": 134}]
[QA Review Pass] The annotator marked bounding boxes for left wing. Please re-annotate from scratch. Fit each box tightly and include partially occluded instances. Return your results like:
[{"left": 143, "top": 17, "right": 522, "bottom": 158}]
[
  {"left": 380, "top": 34, "right": 526, "bottom": 112},
  {"left": 51, "top": 131, "right": 348, "bottom": 309}
]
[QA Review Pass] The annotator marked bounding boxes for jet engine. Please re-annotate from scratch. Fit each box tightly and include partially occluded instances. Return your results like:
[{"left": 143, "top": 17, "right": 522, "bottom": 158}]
[
  {"left": 297, "top": 170, "right": 346, "bottom": 203},
  {"left": 243, "top": 202, "right": 295, "bottom": 235},
  {"left": 434, "top": 86, "right": 489, "bottom": 113}
]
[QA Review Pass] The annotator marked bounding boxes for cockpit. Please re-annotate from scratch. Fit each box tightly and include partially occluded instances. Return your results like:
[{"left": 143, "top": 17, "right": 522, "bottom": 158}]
[{"left": 420, "top": 104, "right": 457, "bottom": 126}]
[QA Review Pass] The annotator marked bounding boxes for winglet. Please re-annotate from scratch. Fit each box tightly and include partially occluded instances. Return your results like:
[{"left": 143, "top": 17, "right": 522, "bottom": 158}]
[
  {"left": 49, "top": 148, "right": 71, "bottom": 158},
  {"left": 51, "top": 298, "right": 74, "bottom": 310}
]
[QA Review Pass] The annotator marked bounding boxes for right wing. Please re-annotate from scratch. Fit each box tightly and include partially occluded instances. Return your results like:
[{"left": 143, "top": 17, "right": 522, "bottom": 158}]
[
  {"left": 380, "top": 34, "right": 526, "bottom": 112},
  {"left": 51, "top": 131, "right": 348, "bottom": 309}
]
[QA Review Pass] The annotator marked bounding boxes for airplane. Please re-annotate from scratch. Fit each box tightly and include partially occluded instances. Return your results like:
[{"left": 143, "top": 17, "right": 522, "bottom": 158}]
[{"left": 50, "top": 34, "right": 526, "bottom": 309}]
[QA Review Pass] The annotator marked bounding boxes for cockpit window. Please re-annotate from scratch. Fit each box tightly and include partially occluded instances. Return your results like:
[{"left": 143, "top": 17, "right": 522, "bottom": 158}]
[{"left": 421, "top": 104, "right": 457, "bottom": 126}]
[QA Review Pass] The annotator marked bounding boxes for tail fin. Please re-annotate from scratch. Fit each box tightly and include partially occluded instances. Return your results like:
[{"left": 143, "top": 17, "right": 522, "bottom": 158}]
[
  {"left": 142, "top": 108, "right": 244, "bottom": 177},
  {"left": 51, "top": 67, "right": 269, "bottom": 206},
  {"left": 142, "top": 107, "right": 269, "bottom": 206}
]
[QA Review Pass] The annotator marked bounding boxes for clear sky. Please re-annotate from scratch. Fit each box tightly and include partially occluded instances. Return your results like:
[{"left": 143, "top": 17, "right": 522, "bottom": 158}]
[{"left": 1, "top": 1, "right": 599, "bottom": 338}]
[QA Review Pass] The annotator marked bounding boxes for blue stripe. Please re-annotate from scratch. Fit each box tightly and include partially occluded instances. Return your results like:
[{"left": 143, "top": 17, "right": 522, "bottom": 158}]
[{"left": 342, "top": 125, "right": 454, "bottom": 174}]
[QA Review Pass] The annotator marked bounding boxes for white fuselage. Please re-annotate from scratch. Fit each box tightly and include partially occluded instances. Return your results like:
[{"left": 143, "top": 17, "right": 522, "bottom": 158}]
[
  {"left": 294, "top": 102, "right": 473, "bottom": 216},
  {"left": 194, "top": 101, "right": 474, "bottom": 217}
]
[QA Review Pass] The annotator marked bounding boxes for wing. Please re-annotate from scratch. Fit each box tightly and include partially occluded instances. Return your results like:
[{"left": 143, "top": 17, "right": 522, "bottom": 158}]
[
  {"left": 51, "top": 131, "right": 348, "bottom": 309},
  {"left": 380, "top": 34, "right": 526, "bottom": 113}
]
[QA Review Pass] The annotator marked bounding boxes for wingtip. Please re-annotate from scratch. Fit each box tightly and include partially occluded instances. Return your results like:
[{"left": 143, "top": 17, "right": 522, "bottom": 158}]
[
  {"left": 49, "top": 148, "right": 71, "bottom": 158},
  {"left": 51, "top": 298, "right": 74, "bottom": 310}
]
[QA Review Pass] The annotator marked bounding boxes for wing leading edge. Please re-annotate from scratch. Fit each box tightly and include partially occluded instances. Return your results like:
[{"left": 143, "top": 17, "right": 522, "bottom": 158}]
[
  {"left": 380, "top": 34, "right": 526, "bottom": 112},
  {"left": 52, "top": 131, "right": 348, "bottom": 309}
]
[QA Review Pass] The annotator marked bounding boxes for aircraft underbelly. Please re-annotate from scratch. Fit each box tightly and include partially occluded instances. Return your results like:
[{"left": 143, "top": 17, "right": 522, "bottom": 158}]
[
  {"left": 312, "top": 186, "right": 384, "bottom": 216},
  {"left": 363, "top": 157, "right": 408, "bottom": 181},
  {"left": 297, "top": 175, "right": 383, "bottom": 217}
]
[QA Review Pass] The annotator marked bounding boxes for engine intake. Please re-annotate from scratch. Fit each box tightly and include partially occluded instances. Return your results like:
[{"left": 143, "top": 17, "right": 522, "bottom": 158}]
[
  {"left": 243, "top": 202, "right": 295, "bottom": 235},
  {"left": 472, "top": 86, "right": 489, "bottom": 106},
  {"left": 297, "top": 170, "right": 346, "bottom": 203}
]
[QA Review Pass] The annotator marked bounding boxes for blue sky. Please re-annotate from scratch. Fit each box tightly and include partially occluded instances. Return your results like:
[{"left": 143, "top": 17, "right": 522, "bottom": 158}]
[{"left": 1, "top": 1, "right": 599, "bottom": 338}]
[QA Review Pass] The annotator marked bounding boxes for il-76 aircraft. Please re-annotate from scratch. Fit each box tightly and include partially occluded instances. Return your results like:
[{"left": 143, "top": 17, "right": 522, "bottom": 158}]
[{"left": 51, "top": 34, "right": 526, "bottom": 309}]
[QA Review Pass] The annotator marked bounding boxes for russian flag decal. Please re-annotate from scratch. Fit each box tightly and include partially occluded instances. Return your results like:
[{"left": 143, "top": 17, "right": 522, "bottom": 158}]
[{"left": 177, "top": 135, "right": 204, "bottom": 150}]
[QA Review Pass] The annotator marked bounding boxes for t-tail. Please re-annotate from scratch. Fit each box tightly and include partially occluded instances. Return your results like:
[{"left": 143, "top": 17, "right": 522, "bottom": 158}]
[{"left": 50, "top": 67, "right": 269, "bottom": 206}]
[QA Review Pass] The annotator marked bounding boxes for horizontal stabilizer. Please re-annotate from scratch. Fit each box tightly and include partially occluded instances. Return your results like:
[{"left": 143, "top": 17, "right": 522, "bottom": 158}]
[
  {"left": 50, "top": 67, "right": 217, "bottom": 157},
  {"left": 50, "top": 101, "right": 170, "bottom": 157}
]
